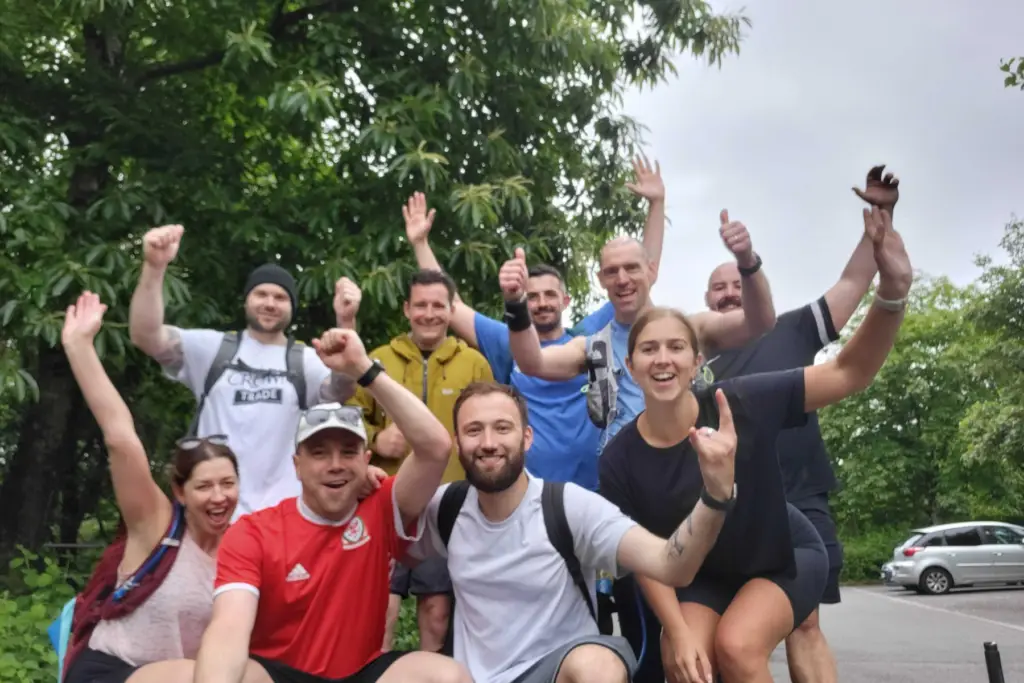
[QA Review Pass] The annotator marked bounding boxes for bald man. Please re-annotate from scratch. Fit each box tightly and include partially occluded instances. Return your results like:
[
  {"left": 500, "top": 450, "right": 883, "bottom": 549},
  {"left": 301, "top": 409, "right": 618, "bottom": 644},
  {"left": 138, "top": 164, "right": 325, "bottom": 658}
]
[{"left": 695, "top": 167, "right": 900, "bottom": 683}]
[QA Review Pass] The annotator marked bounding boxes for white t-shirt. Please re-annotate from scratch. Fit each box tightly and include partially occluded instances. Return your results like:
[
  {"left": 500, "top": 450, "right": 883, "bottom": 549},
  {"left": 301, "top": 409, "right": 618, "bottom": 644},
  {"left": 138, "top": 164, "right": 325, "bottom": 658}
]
[
  {"left": 407, "top": 475, "right": 637, "bottom": 683},
  {"left": 167, "top": 327, "right": 331, "bottom": 519}
]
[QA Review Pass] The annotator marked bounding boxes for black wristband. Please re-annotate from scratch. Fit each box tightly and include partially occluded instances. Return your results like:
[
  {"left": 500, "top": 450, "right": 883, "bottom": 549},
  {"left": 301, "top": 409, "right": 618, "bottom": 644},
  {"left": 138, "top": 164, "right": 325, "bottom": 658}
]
[
  {"left": 700, "top": 483, "right": 737, "bottom": 512},
  {"left": 356, "top": 360, "right": 385, "bottom": 387},
  {"left": 738, "top": 253, "right": 762, "bottom": 277},
  {"left": 503, "top": 297, "right": 532, "bottom": 332}
]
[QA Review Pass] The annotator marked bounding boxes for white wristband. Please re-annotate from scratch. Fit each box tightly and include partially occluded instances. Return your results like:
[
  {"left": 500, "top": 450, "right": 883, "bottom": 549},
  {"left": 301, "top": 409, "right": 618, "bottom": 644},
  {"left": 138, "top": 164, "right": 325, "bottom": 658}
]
[{"left": 874, "top": 294, "right": 907, "bottom": 312}]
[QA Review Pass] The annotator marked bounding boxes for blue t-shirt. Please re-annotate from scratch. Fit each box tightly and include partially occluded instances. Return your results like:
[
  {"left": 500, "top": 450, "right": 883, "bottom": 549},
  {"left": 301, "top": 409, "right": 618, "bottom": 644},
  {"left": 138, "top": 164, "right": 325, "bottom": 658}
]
[
  {"left": 599, "top": 319, "right": 646, "bottom": 451},
  {"left": 474, "top": 303, "right": 614, "bottom": 490}
]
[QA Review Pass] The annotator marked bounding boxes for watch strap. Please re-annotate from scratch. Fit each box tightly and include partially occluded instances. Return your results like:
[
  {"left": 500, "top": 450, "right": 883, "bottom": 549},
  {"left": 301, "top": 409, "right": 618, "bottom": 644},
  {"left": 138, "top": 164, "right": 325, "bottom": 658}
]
[
  {"left": 738, "top": 253, "right": 762, "bottom": 277},
  {"left": 700, "top": 483, "right": 737, "bottom": 512},
  {"left": 357, "top": 360, "right": 385, "bottom": 388}
]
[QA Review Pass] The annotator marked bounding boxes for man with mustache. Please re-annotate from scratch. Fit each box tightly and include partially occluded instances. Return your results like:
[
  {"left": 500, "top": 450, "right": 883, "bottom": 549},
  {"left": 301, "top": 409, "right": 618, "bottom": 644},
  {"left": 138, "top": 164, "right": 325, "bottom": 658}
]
[
  {"left": 401, "top": 155, "right": 666, "bottom": 491},
  {"left": 690, "top": 166, "right": 900, "bottom": 683},
  {"left": 405, "top": 381, "right": 739, "bottom": 683},
  {"left": 129, "top": 225, "right": 358, "bottom": 519},
  {"left": 347, "top": 269, "right": 493, "bottom": 655}
]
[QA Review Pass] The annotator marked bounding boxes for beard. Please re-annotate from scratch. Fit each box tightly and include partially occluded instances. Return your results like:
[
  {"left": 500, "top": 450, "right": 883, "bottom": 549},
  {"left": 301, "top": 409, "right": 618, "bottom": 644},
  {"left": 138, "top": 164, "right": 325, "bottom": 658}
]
[
  {"left": 531, "top": 306, "right": 560, "bottom": 334},
  {"left": 246, "top": 308, "right": 291, "bottom": 334},
  {"left": 715, "top": 296, "right": 742, "bottom": 312},
  {"left": 460, "top": 441, "right": 526, "bottom": 493}
]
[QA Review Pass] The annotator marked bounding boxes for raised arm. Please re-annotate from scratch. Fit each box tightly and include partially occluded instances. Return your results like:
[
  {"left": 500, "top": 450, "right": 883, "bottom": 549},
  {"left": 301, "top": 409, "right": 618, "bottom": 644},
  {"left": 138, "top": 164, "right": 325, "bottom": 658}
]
[
  {"left": 691, "top": 210, "right": 776, "bottom": 349},
  {"left": 616, "top": 390, "right": 736, "bottom": 586},
  {"left": 194, "top": 590, "right": 258, "bottom": 683},
  {"left": 62, "top": 292, "right": 170, "bottom": 539},
  {"left": 805, "top": 207, "right": 911, "bottom": 412},
  {"left": 129, "top": 225, "right": 185, "bottom": 371},
  {"left": 827, "top": 165, "right": 901, "bottom": 331},
  {"left": 626, "top": 155, "right": 667, "bottom": 280},
  {"left": 403, "top": 192, "right": 479, "bottom": 345},
  {"left": 318, "top": 276, "right": 361, "bottom": 403},
  {"left": 312, "top": 328, "right": 451, "bottom": 529}
]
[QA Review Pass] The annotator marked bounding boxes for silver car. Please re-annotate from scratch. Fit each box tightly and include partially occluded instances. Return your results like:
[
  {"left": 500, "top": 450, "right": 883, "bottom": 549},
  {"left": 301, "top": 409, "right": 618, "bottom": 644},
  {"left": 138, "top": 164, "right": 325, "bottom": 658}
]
[{"left": 880, "top": 521, "right": 1024, "bottom": 594}]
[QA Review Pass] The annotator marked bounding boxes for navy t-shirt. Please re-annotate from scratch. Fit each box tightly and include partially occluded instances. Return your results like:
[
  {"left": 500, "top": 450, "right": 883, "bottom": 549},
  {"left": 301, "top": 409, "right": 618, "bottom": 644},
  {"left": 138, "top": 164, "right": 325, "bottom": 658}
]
[
  {"left": 599, "top": 369, "right": 808, "bottom": 579},
  {"left": 703, "top": 297, "right": 840, "bottom": 501}
]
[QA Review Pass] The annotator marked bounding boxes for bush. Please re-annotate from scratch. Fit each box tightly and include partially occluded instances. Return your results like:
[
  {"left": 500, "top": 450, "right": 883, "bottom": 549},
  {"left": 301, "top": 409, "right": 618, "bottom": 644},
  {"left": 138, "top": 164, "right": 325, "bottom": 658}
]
[
  {"left": 840, "top": 527, "right": 905, "bottom": 582},
  {"left": 392, "top": 597, "right": 421, "bottom": 651}
]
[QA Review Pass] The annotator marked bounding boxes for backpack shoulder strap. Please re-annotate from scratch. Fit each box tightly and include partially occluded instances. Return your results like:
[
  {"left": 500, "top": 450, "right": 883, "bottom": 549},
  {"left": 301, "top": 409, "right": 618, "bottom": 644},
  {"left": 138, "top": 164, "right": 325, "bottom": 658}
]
[
  {"left": 187, "top": 331, "right": 241, "bottom": 437},
  {"left": 541, "top": 481, "right": 597, "bottom": 623},
  {"left": 438, "top": 481, "right": 471, "bottom": 549},
  {"left": 583, "top": 323, "right": 616, "bottom": 429},
  {"left": 285, "top": 337, "right": 308, "bottom": 410}
]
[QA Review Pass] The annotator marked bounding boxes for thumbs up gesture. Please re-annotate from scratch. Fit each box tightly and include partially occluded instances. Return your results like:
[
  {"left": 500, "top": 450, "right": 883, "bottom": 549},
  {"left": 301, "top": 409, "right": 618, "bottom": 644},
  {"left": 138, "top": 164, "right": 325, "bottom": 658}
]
[
  {"left": 691, "top": 389, "right": 738, "bottom": 503},
  {"left": 718, "top": 210, "right": 756, "bottom": 269},
  {"left": 499, "top": 247, "right": 529, "bottom": 302}
]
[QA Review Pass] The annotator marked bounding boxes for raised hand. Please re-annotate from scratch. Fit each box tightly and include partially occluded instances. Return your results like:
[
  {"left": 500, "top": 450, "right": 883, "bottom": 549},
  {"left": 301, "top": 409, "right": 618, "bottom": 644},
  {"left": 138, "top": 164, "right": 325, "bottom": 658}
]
[
  {"left": 718, "top": 210, "right": 755, "bottom": 268},
  {"left": 62, "top": 291, "right": 107, "bottom": 348},
  {"left": 863, "top": 206, "right": 912, "bottom": 299},
  {"left": 142, "top": 224, "right": 184, "bottom": 268},
  {"left": 690, "top": 389, "right": 737, "bottom": 502},
  {"left": 852, "top": 165, "right": 900, "bottom": 215},
  {"left": 499, "top": 247, "right": 529, "bottom": 302},
  {"left": 312, "top": 328, "right": 372, "bottom": 378},
  {"left": 333, "top": 276, "right": 362, "bottom": 325},
  {"left": 625, "top": 155, "right": 665, "bottom": 203},
  {"left": 403, "top": 192, "right": 436, "bottom": 245}
]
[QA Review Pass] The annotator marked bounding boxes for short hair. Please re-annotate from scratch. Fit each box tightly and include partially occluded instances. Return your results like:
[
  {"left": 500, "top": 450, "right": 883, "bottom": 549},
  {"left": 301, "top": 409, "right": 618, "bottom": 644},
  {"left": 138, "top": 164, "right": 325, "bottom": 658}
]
[
  {"left": 527, "top": 263, "right": 565, "bottom": 285},
  {"left": 626, "top": 306, "right": 701, "bottom": 359},
  {"left": 452, "top": 382, "right": 530, "bottom": 431},
  {"left": 407, "top": 269, "right": 456, "bottom": 303}
]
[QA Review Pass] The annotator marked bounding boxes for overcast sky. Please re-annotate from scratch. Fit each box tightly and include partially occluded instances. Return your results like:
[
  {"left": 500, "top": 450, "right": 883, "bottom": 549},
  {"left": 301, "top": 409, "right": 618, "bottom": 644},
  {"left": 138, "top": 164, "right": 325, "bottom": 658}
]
[{"left": 609, "top": 0, "right": 1024, "bottom": 318}]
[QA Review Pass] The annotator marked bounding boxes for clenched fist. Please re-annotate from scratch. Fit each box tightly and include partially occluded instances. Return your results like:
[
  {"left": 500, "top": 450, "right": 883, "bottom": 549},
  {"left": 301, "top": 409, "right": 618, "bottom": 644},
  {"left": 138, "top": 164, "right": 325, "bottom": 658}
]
[
  {"left": 499, "top": 248, "right": 529, "bottom": 302},
  {"left": 334, "top": 277, "right": 362, "bottom": 325},
  {"left": 373, "top": 423, "right": 409, "bottom": 460},
  {"left": 718, "top": 210, "right": 755, "bottom": 269},
  {"left": 143, "top": 225, "right": 183, "bottom": 268},
  {"left": 312, "top": 328, "right": 372, "bottom": 378},
  {"left": 691, "top": 389, "right": 737, "bottom": 503}
]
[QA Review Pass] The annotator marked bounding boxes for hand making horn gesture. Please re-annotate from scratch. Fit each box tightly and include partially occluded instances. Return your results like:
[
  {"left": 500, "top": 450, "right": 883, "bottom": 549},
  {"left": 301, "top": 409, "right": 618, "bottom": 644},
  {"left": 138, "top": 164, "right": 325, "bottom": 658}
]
[
  {"left": 691, "top": 389, "right": 738, "bottom": 504},
  {"left": 499, "top": 247, "right": 529, "bottom": 302},
  {"left": 718, "top": 210, "right": 756, "bottom": 269},
  {"left": 312, "top": 328, "right": 372, "bottom": 378},
  {"left": 852, "top": 164, "right": 900, "bottom": 216}
]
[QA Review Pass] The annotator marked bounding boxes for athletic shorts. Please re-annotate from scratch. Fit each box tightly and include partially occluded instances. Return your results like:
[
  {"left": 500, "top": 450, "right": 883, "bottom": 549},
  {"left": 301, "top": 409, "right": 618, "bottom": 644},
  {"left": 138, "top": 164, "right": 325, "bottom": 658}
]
[
  {"left": 64, "top": 648, "right": 137, "bottom": 683},
  {"left": 509, "top": 634, "right": 637, "bottom": 683},
  {"left": 252, "top": 652, "right": 409, "bottom": 683},
  {"left": 390, "top": 556, "right": 452, "bottom": 598},
  {"left": 675, "top": 504, "right": 828, "bottom": 631},
  {"left": 792, "top": 493, "right": 843, "bottom": 604}
]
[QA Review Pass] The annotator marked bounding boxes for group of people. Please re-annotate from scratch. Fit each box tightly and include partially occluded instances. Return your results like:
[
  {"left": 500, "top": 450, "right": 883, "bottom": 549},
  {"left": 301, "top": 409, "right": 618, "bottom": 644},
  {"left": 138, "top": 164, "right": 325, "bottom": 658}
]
[{"left": 57, "top": 160, "right": 906, "bottom": 683}]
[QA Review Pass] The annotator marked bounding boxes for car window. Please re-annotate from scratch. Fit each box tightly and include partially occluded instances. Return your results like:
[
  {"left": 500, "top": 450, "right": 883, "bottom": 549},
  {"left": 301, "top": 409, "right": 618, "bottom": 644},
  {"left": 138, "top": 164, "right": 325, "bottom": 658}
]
[
  {"left": 920, "top": 533, "right": 946, "bottom": 547},
  {"left": 944, "top": 527, "right": 983, "bottom": 546},
  {"left": 984, "top": 526, "right": 1024, "bottom": 545},
  {"left": 898, "top": 533, "right": 924, "bottom": 549}
]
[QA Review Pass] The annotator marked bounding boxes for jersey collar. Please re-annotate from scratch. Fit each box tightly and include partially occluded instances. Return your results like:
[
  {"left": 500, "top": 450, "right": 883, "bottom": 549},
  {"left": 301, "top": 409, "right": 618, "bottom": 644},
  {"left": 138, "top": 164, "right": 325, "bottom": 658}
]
[{"left": 297, "top": 496, "right": 356, "bottom": 527}]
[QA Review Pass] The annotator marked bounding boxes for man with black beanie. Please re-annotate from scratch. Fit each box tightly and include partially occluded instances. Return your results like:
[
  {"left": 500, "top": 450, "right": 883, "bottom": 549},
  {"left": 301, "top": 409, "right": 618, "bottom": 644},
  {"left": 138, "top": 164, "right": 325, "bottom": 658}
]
[{"left": 129, "top": 224, "right": 359, "bottom": 519}]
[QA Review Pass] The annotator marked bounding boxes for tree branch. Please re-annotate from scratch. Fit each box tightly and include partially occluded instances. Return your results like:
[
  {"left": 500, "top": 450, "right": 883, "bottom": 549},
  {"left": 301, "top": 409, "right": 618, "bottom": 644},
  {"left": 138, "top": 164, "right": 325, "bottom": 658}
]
[{"left": 137, "top": 0, "right": 356, "bottom": 85}]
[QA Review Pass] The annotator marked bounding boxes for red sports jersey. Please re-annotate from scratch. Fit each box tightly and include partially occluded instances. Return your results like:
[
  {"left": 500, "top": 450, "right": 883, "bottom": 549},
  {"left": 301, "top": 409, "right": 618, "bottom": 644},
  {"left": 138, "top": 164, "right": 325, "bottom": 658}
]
[{"left": 214, "top": 476, "right": 414, "bottom": 678}]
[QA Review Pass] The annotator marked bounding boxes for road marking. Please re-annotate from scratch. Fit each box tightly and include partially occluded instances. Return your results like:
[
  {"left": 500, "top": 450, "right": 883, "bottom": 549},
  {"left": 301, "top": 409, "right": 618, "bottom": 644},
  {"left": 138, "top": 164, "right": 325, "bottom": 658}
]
[{"left": 852, "top": 588, "right": 1024, "bottom": 634}]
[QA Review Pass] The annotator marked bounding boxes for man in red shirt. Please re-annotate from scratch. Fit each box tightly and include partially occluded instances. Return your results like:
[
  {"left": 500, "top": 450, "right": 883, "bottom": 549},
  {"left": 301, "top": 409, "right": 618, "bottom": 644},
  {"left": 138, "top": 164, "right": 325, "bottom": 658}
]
[{"left": 194, "top": 327, "right": 471, "bottom": 683}]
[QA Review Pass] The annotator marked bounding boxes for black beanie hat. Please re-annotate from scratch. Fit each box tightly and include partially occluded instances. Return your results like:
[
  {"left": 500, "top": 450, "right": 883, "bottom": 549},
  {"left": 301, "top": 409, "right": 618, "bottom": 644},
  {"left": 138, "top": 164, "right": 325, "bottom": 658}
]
[{"left": 244, "top": 264, "right": 298, "bottom": 311}]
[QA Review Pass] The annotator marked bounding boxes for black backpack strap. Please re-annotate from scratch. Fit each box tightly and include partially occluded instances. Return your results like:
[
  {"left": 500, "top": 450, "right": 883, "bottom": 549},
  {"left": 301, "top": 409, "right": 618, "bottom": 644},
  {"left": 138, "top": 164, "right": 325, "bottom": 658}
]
[
  {"left": 438, "top": 481, "right": 471, "bottom": 549},
  {"left": 285, "top": 337, "right": 308, "bottom": 410},
  {"left": 187, "top": 331, "right": 241, "bottom": 437},
  {"left": 542, "top": 481, "right": 597, "bottom": 623}
]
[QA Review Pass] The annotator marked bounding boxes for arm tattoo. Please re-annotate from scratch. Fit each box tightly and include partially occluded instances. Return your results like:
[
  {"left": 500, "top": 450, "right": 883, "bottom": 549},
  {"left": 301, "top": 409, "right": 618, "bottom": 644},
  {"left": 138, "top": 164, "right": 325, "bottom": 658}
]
[
  {"left": 319, "top": 371, "right": 356, "bottom": 403},
  {"left": 666, "top": 526, "right": 687, "bottom": 558},
  {"left": 153, "top": 327, "right": 184, "bottom": 373}
]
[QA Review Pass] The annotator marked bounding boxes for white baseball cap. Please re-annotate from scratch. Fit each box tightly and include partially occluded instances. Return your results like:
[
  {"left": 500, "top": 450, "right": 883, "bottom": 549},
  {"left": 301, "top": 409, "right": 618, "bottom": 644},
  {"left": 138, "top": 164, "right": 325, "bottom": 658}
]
[{"left": 295, "top": 403, "right": 368, "bottom": 447}]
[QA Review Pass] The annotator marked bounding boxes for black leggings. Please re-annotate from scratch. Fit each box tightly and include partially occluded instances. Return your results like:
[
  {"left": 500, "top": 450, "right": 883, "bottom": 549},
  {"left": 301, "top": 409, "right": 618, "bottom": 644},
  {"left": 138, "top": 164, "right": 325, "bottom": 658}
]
[{"left": 64, "top": 648, "right": 138, "bottom": 683}]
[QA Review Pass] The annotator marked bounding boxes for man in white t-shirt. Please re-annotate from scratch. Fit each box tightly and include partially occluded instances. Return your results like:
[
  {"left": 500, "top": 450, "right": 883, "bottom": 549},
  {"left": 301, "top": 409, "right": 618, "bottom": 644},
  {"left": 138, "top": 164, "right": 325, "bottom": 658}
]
[
  {"left": 128, "top": 224, "right": 358, "bottom": 518},
  {"left": 406, "top": 381, "right": 739, "bottom": 683}
]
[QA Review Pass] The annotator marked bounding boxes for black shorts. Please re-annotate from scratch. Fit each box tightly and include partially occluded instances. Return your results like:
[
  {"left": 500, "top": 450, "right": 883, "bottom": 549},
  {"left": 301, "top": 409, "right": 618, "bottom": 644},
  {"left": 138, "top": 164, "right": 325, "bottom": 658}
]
[
  {"left": 675, "top": 504, "right": 828, "bottom": 631},
  {"left": 253, "top": 652, "right": 409, "bottom": 683},
  {"left": 390, "top": 556, "right": 452, "bottom": 598},
  {"left": 792, "top": 493, "right": 843, "bottom": 604},
  {"left": 64, "top": 648, "right": 137, "bottom": 683}
]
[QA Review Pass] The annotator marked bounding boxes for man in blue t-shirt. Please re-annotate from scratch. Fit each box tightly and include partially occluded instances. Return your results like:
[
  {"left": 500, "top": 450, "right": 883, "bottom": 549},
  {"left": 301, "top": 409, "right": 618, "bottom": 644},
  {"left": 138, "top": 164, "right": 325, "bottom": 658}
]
[{"left": 401, "top": 156, "right": 667, "bottom": 489}]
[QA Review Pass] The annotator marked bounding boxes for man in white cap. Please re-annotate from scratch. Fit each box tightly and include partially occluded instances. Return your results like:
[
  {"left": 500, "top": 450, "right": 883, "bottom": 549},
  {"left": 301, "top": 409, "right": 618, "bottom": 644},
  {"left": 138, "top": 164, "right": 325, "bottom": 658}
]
[{"left": 195, "top": 327, "right": 471, "bottom": 683}]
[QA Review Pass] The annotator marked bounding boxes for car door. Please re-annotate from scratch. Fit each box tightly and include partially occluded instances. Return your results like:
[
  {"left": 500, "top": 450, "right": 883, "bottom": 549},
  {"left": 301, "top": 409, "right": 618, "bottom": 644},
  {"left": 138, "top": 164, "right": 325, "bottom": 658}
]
[
  {"left": 982, "top": 525, "right": 1024, "bottom": 581},
  {"left": 942, "top": 526, "right": 993, "bottom": 584}
]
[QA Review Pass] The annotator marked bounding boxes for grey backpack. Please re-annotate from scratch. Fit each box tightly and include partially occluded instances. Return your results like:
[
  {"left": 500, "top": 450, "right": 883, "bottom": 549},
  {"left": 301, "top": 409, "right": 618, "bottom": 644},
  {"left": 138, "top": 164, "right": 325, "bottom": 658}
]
[{"left": 583, "top": 322, "right": 618, "bottom": 429}]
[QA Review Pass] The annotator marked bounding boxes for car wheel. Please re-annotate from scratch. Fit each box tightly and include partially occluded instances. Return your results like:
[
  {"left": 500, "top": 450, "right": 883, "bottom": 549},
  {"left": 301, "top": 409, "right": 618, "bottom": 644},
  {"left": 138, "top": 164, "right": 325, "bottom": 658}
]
[{"left": 919, "top": 567, "right": 953, "bottom": 595}]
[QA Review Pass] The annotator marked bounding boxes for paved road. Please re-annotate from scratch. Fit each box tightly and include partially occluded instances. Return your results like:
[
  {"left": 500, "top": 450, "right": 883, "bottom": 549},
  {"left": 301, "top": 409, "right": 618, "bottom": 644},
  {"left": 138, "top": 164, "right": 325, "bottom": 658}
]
[{"left": 769, "top": 584, "right": 1024, "bottom": 682}]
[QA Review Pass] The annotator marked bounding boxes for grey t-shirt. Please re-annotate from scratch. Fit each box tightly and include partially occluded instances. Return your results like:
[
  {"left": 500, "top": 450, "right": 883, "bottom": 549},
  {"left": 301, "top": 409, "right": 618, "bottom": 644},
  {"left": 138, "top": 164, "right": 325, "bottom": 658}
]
[{"left": 407, "top": 475, "right": 637, "bottom": 683}]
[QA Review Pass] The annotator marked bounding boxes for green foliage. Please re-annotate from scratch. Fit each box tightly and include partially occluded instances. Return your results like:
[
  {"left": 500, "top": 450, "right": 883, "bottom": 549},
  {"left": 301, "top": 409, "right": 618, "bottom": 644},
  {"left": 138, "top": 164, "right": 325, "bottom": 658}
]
[
  {"left": 392, "top": 597, "right": 421, "bottom": 652},
  {"left": 1001, "top": 57, "right": 1024, "bottom": 90},
  {"left": 840, "top": 527, "right": 906, "bottom": 583},
  {"left": 0, "top": 549, "right": 81, "bottom": 683}
]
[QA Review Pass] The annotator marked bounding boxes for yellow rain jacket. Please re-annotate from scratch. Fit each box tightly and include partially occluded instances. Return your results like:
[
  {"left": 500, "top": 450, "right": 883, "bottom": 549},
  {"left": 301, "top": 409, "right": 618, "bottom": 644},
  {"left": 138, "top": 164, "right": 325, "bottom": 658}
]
[{"left": 349, "top": 334, "right": 493, "bottom": 481}]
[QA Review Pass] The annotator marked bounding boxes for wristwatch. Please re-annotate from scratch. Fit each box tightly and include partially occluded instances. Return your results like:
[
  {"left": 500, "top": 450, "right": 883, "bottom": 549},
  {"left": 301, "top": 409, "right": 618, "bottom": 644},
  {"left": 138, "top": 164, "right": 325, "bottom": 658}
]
[
  {"left": 357, "top": 360, "right": 385, "bottom": 388},
  {"left": 738, "top": 253, "right": 762, "bottom": 277},
  {"left": 700, "top": 483, "right": 737, "bottom": 512}
]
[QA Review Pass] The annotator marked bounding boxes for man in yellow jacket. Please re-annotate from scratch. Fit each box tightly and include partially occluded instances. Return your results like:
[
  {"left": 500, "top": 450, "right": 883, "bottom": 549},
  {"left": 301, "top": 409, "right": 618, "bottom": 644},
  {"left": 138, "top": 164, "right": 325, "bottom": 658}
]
[{"left": 350, "top": 268, "right": 493, "bottom": 655}]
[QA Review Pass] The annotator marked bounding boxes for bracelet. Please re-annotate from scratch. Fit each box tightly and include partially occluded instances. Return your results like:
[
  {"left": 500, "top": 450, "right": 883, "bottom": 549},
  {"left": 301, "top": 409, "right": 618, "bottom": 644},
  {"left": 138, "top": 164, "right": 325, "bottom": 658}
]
[
  {"left": 503, "top": 297, "right": 532, "bottom": 332},
  {"left": 738, "top": 253, "right": 762, "bottom": 277},
  {"left": 873, "top": 294, "right": 907, "bottom": 312},
  {"left": 700, "top": 483, "right": 737, "bottom": 512},
  {"left": 356, "top": 360, "right": 385, "bottom": 387}
]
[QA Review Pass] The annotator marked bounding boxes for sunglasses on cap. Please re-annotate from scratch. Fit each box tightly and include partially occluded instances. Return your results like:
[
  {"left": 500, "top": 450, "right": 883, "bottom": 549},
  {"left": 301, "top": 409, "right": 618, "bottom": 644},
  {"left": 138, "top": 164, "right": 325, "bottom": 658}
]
[
  {"left": 175, "top": 434, "right": 229, "bottom": 450},
  {"left": 303, "top": 405, "right": 364, "bottom": 427}
]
